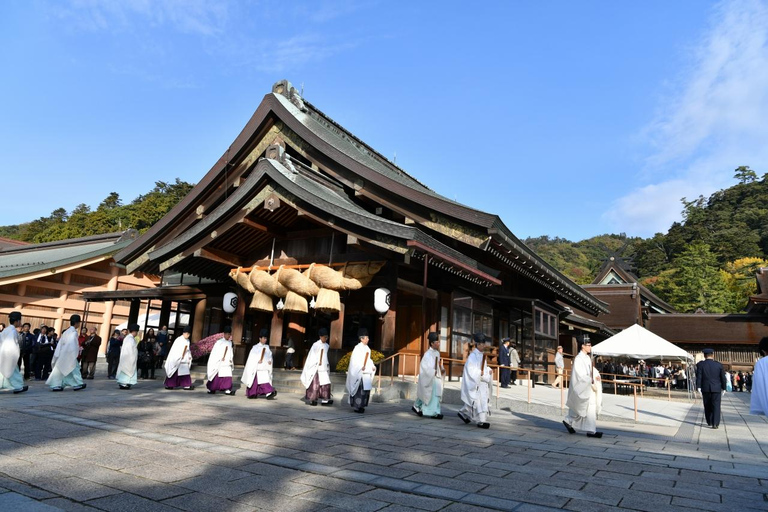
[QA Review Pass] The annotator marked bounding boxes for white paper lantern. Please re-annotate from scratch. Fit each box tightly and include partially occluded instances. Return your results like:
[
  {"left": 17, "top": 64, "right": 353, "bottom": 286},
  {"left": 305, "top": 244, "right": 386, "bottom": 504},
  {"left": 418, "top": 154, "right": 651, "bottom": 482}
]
[
  {"left": 223, "top": 292, "right": 238, "bottom": 314},
  {"left": 374, "top": 287, "right": 391, "bottom": 315}
]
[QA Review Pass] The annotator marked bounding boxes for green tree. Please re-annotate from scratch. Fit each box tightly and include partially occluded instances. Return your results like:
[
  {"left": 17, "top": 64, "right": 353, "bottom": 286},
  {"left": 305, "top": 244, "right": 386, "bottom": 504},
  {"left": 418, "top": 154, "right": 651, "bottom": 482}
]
[
  {"left": 734, "top": 165, "right": 757, "bottom": 184},
  {"left": 646, "top": 243, "right": 734, "bottom": 313}
]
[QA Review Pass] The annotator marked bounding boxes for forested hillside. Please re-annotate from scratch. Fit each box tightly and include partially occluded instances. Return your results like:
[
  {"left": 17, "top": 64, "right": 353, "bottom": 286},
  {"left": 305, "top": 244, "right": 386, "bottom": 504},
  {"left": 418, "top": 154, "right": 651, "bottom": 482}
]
[
  {"left": 526, "top": 167, "right": 768, "bottom": 314},
  {"left": 0, "top": 179, "right": 193, "bottom": 243}
]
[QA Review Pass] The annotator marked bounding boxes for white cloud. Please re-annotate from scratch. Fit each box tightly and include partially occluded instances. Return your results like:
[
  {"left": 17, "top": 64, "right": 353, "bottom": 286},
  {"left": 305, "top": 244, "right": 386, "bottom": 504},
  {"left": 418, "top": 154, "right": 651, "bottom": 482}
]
[
  {"left": 606, "top": 0, "right": 768, "bottom": 236},
  {"left": 45, "top": 0, "right": 231, "bottom": 36}
]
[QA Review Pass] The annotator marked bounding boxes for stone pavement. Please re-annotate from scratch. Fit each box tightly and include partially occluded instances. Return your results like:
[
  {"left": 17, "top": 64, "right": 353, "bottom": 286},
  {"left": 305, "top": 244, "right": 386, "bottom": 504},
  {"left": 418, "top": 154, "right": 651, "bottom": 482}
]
[{"left": 1, "top": 376, "right": 767, "bottom": 512}]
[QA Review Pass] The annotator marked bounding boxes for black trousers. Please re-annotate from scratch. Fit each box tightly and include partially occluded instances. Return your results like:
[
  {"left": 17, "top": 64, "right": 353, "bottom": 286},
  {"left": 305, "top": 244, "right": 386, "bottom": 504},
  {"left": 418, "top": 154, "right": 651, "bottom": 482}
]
[
  {"left": 107, "top": 353, "right": 120, "bottom": 378},
  {"left": 702, "top": 391, "right": 722, "bottom": 427},
  {"left": 18, "top": 352, "right": 31, "bottom": 379},
  {"left": 500, "top": 368, "right": 511, "bottom": 386},
  {"left": 511, "top": 369, "right": 518, "bottom": 384}
]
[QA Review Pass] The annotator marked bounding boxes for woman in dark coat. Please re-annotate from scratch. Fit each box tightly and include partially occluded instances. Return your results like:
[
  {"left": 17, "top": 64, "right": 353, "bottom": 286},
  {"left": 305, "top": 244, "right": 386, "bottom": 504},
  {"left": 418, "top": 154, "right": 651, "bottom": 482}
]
[{"left": 137, "top": 328, "right": 156, "bottom": 379}]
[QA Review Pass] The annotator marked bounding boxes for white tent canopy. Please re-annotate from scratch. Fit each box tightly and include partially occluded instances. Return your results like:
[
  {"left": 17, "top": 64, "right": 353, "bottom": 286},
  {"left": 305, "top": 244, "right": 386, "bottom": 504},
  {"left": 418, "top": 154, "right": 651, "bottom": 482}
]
[{"left": 591, "top": 324, "right": 693, "bottom": 361}]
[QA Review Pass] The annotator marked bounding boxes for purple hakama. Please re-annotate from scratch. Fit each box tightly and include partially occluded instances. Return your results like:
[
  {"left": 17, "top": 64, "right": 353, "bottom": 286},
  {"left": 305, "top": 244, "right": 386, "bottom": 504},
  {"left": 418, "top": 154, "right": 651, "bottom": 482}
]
[
  {"left": 246, "top": 374, "right": 275, "bottom": 397},
  {"left": 206, "top": 375, "right": 233, "bottom": 392},
  {"left": 305, "top": 373, "right": 331, "bottom": 401},
  {"left": 165, "top": 372, "right": 192, "bottom": 388}
]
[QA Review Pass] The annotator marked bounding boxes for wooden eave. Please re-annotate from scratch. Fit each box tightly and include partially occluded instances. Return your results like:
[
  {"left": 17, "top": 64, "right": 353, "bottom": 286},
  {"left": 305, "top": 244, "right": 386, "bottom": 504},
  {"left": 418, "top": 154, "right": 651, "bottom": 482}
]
[{"left": 141, "top": 157, "right": 497, "bottom": 286}]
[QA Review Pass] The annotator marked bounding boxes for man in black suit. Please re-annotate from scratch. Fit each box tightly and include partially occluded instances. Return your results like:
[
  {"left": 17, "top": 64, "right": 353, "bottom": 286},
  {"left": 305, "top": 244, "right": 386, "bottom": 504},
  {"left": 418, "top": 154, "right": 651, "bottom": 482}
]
[
  {"left": 498, "top": 339, "right": 511, "bottom": 388},
  {"left": 696, "top": 348, "right": 728, "bottom": 429}
]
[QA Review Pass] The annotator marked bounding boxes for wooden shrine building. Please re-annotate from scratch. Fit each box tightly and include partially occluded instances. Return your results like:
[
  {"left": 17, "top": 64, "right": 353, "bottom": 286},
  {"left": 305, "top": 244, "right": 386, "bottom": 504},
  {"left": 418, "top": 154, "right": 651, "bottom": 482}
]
[
  {"left": 0, "top": 231, "right": 157, "bottom": 351},
  {"left": 90, "top": 80, "right": 609, "bottom": 370}
]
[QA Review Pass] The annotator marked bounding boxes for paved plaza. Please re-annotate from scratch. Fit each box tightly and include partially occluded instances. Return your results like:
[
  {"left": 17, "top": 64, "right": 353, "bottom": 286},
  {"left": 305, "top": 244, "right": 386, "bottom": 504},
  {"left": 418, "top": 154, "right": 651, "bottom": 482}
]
[{"left": 1, "top": 374, "right": 767, "bottom": 512}]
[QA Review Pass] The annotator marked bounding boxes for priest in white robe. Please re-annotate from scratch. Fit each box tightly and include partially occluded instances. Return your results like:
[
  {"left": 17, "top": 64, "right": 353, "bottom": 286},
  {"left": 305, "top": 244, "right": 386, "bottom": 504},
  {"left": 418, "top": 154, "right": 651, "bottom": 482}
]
[
  {"left": 346, "top": 328, "right": 376, "bottom": 413},
  {"left": 164, "top": 326, "right": 194, "bottom": 390},
  {"left": 47, "top": 314, "right": 86, "bottom": 391},
  {"left": 207, "top": 326, "right": 235, "bottom": 395},
  {"left": 563, "top": 336, "right": 603, "bottom": 438},
  {"left": 301, "top": 327, "right": 332, "bottom": 406},
  {"left": 0, "top": 311, "right": 28, "bottom": 394},
  {"left": 116, "top": 324, "right": 139, "bottom": 389},
  {"left": 751, "top": 337, "right": 768, "bottom": 415},
  {"left": 412, "top": 332, "right": 443, "bottom": 419},
  {"left": 458, "top": 332, "right": 491, "bottom": 428},
  {"left": 243, "top": 329, "right": 276, "bottom": 399}
]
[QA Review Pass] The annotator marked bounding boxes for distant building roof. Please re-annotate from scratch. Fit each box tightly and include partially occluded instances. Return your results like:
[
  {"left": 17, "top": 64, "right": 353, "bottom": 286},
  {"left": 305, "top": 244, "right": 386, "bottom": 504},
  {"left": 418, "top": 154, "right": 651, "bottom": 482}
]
[
  {"left": 0, "top": 231, "right": 138, "bottom": 284},
  {"left": 0, "top": 236, "right": 28, "bottom": 250}
]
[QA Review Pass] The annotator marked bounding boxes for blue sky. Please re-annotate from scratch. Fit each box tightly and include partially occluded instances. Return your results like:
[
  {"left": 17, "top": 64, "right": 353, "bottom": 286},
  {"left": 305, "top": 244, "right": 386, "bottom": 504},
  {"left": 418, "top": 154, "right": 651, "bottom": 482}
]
[{"left": 2, "top": 0, "right": 767, "bottom": 241}]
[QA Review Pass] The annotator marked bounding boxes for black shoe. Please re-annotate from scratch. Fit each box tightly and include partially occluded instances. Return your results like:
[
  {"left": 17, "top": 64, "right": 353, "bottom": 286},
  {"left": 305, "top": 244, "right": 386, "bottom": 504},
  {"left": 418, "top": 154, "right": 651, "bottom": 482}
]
[
  {"left": 353, "top": 407, "right": 365, "bottom": 413},
  {"left": 225, "top": 389, "right": 235, "bottom": 396},
  {"left": 73, "top": 383, "right": 86, "bottom": 391},
  {"left": 247, "top": 394, "right": 257, "bottom": 399},
  {"left": 458, "top": 412, "right": 471, "bottom": 424},
  {"left": 563, "top": 420, "right": 576, "bottom": 434},
  {"left": 501, "top": 385, "right": 509, "bottom": 388},
  {"left": 119, "top": 384, "right": 131, "bottom": 390},
  {"left": 51, "top": 387, "right": 63, "bottom": 392},
  {"left": 87, "top": 376, "right": 94, "bottom": 380},
  {"left": 13, "top": 386, "right": 28, "bottom": 394},
  {"left": 411, "top": 406, "right": 423, "bottom": 417},
  {"left": 265, "top": 391, "right": 277, "bottom": 400},
  {"left": 165, "top": 386, "right": 174, "bottom": 390},
  {"left": 321, "top": 399, "right": 333, "bottom": 406},
  {"left": 587, "top": 432, "right": 603, "bottom": 438},
  {"left": 182, "top": 386, "right": 195, "bottom": 391},
  {"left": 207, "top": 390, "right": 216, "bottom": 394},
  {"left": 310, "top": 401, "right": 318, "bottom": 406},
  {"left": 713, "top": 425, "right": 719, "bottom": 429},
  {"left": 477, "top": 422, "right": 490, "bottom": 429},
  {"left": 433, "top": 414, "right": 444, "bottom": 420}
]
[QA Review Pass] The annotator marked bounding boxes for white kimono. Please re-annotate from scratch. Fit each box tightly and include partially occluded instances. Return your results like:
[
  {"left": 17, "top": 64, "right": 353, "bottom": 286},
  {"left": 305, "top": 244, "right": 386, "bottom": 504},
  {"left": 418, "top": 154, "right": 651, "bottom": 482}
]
[
  {"left": 565, "top": 351, "right": 603, "bottom": 433},
  {"left": 116, "top": 333, "right": 138, "bottom": 386},
  {"left": 417, "top": 347, "right": 442, "bottom": 403},
  {"left": 0, "top": 325, "right": 20, "bottom": 382},
  {"left": 460, "top": 348, "right": 492, "bottom": 423},
  {"left": 242, "top": 343, "right": 273, "bottom": 388},
  {"left": 750, "top": 356, "right": 768, "bottom": 415},
  {"left": 164, "top": 336, "right": 192, "bottom": 377},
  {"left": 0, "top": 325, "right": 23, "bottom": 390},
  {"left": 207, "top": 337, "right": 234, "bottom": 381},
  {"left": 301, "top": 339, "right": 331, "bottom": 389},
  {"left": 47, "top": 326, "right": 81, "bottom": 387},
  {"left": 346, "top": 342, "right": 376, "bottom": 400}
]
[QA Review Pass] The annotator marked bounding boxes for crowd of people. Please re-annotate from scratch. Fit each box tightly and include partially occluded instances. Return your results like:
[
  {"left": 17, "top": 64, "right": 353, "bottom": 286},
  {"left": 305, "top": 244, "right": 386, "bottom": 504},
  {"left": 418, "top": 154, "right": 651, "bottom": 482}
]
[{"left": 3, "top": 311, "right": 766, "bottom": 438}]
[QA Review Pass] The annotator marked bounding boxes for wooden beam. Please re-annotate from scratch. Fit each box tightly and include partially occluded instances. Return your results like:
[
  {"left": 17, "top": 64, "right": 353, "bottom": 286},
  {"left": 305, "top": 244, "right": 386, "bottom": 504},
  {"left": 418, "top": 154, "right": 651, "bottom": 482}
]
[{"left": 193, "top": 247, "right": 245, "bottom": 268}]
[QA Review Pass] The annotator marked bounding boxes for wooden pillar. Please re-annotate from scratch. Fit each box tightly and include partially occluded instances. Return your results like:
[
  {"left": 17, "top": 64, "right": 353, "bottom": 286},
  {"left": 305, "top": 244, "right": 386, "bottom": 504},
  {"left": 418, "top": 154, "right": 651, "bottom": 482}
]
[
  {"left": 192, "top": 298, "right": 207, "bottom": 341},
  {"left": 159, "top": 299, "right": 172, "bottom": 332},
  {"left": 128, "top": 299, "right": 141, "bottom": 327},
  {"left": 99, "top": 266, "right": 120, "bottom": 355},
  {"left": 329, "top": 303, "right": 345, "bottom": 349},
  {"left": 269, "top": 310, "right": 283, "bottom": 347},
  {"left": 232, "top": 290, "right": 246, "bottom": 346},
  {"left": 15, "top": 283, "right": 26, "bottom": 309}
]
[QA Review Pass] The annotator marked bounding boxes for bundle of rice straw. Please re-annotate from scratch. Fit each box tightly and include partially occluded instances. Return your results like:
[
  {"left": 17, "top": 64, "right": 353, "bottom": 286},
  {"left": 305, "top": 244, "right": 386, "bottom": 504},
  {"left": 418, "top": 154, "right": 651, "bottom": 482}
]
[
  {"left": 231, "top": 268, "right": 256, "bottom": 293},
  {"left": 271, "top": 266, "right": 288, "bottom": 298},
  {"left": 302, "top": 264, "right": 321, "bottom": 296},
  {"left": 342, "top": 261, "right": 386, "bottom": 290},
  {"left": 249, "top": 268, "right": 288, "bottom": 297},
  {"left": 249, "top": 290, "right": 273, "bottom": 312},
  {"left": 278, "top": 266, "right": 320, "bottom": 296},
  {"left": 283, "top": 291, "right": 308, "bottom": 314},
  {"left": 315, "top": 287, "right": 340, "bottom": 313},
  {"left": 307, "top": 265, "right": 344, "bottom": 290}
]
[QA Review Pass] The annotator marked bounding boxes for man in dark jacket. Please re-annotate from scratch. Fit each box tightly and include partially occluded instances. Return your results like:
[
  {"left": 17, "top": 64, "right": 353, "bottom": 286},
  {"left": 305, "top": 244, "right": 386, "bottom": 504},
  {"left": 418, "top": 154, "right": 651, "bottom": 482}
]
[
  {"left": 696, "top": 348, "right": 728, "bottom": 429},
  {"left": 106, "top": 330, "right": 122, "bottom": 379},
  {"left": 80, "top": 327, "right": 102, "bottom": 379},
  {"left": 18, "top": 322, "right": 35, "bottom": 380},
  {"left": 498, "top": 339, "right": 511, "bottom": 388}
]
